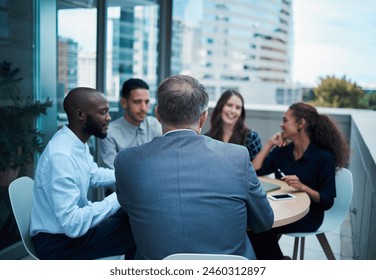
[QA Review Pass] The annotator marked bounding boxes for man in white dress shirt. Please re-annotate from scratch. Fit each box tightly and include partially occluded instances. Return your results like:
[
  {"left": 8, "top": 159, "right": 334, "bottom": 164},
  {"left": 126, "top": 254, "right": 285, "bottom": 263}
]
[{"left": 30, "top": 87, "right": 135, "bottom": 259}]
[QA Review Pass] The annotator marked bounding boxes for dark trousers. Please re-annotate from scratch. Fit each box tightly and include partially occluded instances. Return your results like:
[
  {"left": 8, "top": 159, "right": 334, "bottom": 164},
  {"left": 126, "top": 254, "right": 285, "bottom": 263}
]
[
  {"left": 248, "top": 229, "right": 284, "bottom": 260},
  {"left": 248, "top": 217, "right": 320, "bottom": 260},
  {"left": 32, "top": 209, "right": 136, "bottom": 260}
]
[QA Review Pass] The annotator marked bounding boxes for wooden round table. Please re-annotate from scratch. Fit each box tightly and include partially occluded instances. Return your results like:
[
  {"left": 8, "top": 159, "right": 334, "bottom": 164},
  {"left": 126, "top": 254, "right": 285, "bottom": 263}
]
[{"left": 258, "top": 176, "right": 310, "bottom": 228}]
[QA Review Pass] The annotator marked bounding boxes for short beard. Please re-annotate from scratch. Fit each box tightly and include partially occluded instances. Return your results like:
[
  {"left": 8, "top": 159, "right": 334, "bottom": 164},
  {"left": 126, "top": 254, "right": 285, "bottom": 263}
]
[{"left": 84, "top": 116, "right": 107, "bottom": 139}]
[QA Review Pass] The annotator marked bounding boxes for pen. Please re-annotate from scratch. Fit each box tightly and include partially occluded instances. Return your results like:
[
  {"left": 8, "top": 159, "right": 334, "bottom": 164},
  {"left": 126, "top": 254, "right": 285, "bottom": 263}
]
[{"left": 278, "top": 168, "right": 286, "bottom": 177}]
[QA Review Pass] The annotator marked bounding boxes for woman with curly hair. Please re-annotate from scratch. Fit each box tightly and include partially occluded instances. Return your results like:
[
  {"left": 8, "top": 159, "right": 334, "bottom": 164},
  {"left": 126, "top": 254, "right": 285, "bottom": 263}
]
[
  {"left": 206, "top": 89, "right": 261, "bottom": 161},
  {"left": 249, "top": 102, "right": 350, "bottom": 260}
]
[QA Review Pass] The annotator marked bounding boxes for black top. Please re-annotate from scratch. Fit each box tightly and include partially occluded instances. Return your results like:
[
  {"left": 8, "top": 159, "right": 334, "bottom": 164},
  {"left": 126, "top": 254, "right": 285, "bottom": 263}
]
[{"left": 257, "top": 141, "right": 336, "bottom": 232}]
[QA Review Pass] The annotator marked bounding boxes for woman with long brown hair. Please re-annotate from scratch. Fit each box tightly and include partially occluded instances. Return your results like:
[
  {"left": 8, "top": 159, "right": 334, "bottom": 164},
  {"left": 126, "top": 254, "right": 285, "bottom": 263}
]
[
  {"left": 249, "top": 102, "right": 350, "bottom": 260},
  {"left": 206, "top": 89, "right": 261, "bottom": 161}
]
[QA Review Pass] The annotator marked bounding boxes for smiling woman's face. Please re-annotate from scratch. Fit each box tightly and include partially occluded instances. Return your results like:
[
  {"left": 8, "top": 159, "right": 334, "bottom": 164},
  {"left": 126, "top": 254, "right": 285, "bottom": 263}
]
[
  {"left": 280, "top": 109, "right": 300, "bottom": 140},
  {"left": 221, "top": 95, "right": 243, "bottom": 126}
]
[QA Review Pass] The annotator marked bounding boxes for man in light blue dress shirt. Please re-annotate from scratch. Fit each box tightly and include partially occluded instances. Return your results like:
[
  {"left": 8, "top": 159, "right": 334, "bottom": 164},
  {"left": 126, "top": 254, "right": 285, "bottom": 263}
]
[
  {"left": 98, "top": 78, "right": 162, "bottom": 170},
  {"left": 30, "top": 87, "right": 135, "bottom": 259}
]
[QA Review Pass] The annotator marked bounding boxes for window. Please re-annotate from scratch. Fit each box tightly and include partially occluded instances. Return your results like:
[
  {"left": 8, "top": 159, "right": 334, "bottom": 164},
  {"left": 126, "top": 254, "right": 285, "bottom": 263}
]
[
  {"left": 106, "top": 1, "right": 159, "bottom": 117},
  {"left": 57, "top": 0, "right": 97, "bottom": 124},
  {"left": 172, "top": 0, "right": 292, "bottom": 105}
]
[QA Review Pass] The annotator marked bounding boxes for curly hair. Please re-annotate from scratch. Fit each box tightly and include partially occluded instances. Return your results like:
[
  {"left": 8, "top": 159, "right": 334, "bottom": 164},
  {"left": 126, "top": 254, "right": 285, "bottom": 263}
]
[
  {"left": 206, "top": 89, "right": 250, "bottom": 145},
  {"left": 289, "top": 102, "right": 350, "bottom": 169}
]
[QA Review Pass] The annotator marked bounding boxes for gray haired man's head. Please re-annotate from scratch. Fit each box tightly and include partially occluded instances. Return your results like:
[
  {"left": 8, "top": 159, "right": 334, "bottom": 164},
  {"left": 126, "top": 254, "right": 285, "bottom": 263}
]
[{"left": 156, "top": 75, "right": 209, "bottom": 128}]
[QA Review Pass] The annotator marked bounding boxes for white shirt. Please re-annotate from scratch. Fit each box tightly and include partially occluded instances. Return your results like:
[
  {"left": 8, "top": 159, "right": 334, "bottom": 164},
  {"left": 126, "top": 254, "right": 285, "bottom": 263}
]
[
  {"left": 30, "top": 125, "right": 119, "bottom": 238},
  {"left": 163, "top": 129, "right": 197, "bottom": 136}
]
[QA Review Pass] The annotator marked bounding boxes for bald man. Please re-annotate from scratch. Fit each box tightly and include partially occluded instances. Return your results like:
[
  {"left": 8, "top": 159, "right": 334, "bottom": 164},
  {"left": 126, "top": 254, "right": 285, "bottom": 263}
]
[{"left": 30, "top": 87, "right": 135, "bottom": 259}]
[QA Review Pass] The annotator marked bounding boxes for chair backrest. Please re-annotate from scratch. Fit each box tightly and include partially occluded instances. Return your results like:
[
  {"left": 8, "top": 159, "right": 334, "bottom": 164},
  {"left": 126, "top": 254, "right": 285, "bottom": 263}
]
[
  {"left": 163, "top": 253, "right": 248, "bottom": 260},
  {"left": 318, "top": 168, "right": 353, "bottom": 233},
  {"left": 8, "top": 176, "right": 39, "bottom": 259}
]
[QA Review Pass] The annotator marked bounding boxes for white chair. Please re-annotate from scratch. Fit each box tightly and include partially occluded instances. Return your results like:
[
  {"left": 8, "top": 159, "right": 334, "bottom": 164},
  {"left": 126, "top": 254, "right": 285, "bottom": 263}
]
[
  {"left": 163, "top": 253, "right": 248, "bottom": 260},
  {"left": 8, "top": 176, "right": 39, "bottom": 259},
  {"left": 8, "top": 176, "right": 123, "bottom": 260},
  {"left": 285, "top": 168, "right": 353, "bottom": 260}
]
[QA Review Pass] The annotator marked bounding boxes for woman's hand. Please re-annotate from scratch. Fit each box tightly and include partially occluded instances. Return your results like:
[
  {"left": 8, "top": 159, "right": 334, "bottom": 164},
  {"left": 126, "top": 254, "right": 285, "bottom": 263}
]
[
  {"left": 269, "top": 132, "right": 287, "bottom": 147},
  {"left": 252, "top": 131, "right": 286, "bottom": 171},
  {"left": 281, "top": 175, "right": 305, "bottom": 191},
  {"left": 281, "top": 175, "right": 320, "bottom": 203}
]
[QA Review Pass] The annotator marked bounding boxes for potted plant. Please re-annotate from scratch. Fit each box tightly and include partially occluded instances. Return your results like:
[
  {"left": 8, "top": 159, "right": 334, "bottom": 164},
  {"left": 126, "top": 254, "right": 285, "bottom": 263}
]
[{"left": 0, "top": 61, "right": 52, "bottom": 187}]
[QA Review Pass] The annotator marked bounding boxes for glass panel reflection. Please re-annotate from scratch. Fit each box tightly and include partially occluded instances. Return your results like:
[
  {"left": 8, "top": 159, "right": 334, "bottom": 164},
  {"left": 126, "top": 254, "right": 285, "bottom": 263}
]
[
  {"left": 57, "top": 0, "right": 97, "bottom": 123},
  {"left": 172, "top": 0, "right": 293, "bottom": 105},
  {"left": 106, "top": 0, "right": 159, "bottom": 117}
]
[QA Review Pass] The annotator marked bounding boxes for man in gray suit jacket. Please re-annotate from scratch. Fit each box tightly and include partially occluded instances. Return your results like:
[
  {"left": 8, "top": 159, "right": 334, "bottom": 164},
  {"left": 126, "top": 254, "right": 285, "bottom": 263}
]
[{"left": 115, "top": 75, "right": 274, "bottom": 260}]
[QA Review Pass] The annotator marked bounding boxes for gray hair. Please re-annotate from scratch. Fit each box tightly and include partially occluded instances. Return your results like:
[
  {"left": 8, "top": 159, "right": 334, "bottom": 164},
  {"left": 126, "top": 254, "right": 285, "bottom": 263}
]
[{"left": 157, "top": 75, "right": 209, "bottom": 126}]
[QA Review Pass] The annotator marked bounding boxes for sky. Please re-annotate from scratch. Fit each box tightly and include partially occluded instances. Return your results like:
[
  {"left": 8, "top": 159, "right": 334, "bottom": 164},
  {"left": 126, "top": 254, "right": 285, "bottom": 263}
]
[{"left": 292, "top": 0, "right": 376, "bottom": 87}]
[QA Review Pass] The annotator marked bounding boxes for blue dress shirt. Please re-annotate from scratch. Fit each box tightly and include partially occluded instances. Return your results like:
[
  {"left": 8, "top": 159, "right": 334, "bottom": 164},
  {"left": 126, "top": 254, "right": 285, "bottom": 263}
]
[{"left": 30, "top": 125, "right": 119, "bottom": 238}]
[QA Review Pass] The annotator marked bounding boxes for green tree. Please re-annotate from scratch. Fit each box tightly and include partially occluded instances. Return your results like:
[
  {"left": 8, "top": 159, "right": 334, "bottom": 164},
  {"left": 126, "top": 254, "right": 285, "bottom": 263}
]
[
  {"left": 360, "top": 91, "right": 376, "bottom": 110},
  {"left": 313, "top": 75, "right": 365, "bottom": 108}
]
